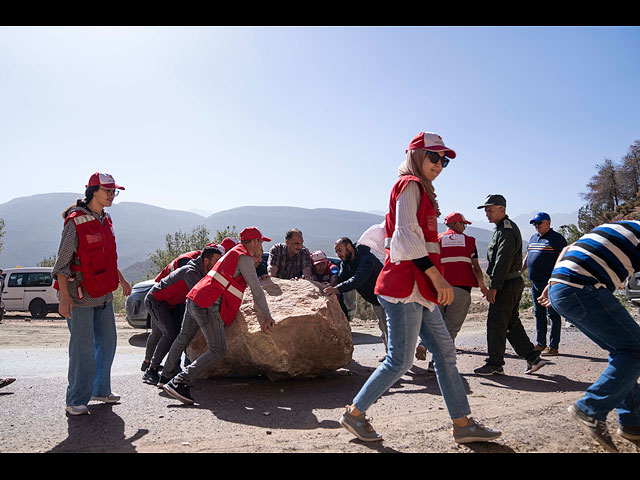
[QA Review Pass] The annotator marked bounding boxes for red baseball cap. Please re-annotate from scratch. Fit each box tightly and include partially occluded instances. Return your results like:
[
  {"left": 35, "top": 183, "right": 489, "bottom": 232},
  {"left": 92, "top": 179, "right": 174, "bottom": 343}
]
[
  {"left": 86, "top": 172, "right": 125, "bottom": 190},
  {"left": 406, "top": 132, "right": 456, "bottom": 158},
  {"left": 240, "top": 227, "right": 271, "bottom": 242},
  {"left": 444, "top": 212, "right": 471, "bottom": 225},
  {"left": 220, "top": 237, "right": 239, "bottom": 252},
  {"left": 311, "top": 250, "right": 328, "bottom": 264}
]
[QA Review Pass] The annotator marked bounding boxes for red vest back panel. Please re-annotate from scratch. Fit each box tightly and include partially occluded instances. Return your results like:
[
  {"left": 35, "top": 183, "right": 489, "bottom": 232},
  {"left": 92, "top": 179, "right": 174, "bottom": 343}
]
[{"left": 438, "top": 229, "right": 478, "bottom": 287}]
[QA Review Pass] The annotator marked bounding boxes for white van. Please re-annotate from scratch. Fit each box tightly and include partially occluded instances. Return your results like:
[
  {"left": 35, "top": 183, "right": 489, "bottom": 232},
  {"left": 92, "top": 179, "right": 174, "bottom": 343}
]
[{"left": 0, "top": 267, "right": 59, "bottom": 318}]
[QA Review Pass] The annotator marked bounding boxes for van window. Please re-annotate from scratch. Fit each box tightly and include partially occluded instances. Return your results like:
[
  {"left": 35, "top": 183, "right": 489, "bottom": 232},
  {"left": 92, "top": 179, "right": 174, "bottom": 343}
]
[
  {"left": 7, "top": 273, "right": 27, "bottom": 287},
  {"left": 6, "top": 272, "right": 53, "bottom": 288},
  {"left": 27, "top": 272, "right": 53, "bottom": 287}
]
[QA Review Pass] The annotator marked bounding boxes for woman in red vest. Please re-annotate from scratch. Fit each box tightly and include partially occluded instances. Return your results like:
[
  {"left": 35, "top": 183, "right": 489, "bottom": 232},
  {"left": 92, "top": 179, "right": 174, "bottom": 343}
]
[
  {"left": 340, "top": 132, "right": 501, "bottom": 444},
  {"left": 52, "top": 173, "right": 131, "bottom": 416}
]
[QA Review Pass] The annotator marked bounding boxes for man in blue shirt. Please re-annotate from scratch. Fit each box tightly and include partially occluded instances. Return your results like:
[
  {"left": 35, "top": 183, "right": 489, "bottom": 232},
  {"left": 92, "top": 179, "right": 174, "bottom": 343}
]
[{"left": 522, "top": 212, "right": 567, "bottom": 356}]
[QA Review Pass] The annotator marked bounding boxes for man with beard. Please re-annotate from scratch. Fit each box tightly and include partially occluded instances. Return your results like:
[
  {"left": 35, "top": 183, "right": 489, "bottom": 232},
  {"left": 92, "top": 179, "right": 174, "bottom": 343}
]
[{"left": 324, "top": 237, "right": 387, "bottom": 352}]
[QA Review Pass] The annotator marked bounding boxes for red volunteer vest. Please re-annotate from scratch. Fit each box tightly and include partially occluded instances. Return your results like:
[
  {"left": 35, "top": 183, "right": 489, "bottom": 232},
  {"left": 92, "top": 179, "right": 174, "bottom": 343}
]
[
  {"left": 314, "top": 261, "right": 338, "bottom": 283},
  {"left": 60, "top": 210, "right": 119, "bottom": 298},
  {"left": 155, "top": 250, "right": 201, "bottom": 282},
  {"left": 438, "top": 229, "right": 478, "bottom": 287},
  {"left": 187, "top": 244, "right": 250, "bottom": 325},
  {"left": 374, "top": 176, "right": 442, "bottom": 304}
]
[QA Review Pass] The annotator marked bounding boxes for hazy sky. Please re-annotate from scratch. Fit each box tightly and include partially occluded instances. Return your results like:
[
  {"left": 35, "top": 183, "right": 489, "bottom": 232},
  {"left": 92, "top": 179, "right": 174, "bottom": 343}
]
[{"left": 1, "top": 26, "right": 639, "bottom": 225}]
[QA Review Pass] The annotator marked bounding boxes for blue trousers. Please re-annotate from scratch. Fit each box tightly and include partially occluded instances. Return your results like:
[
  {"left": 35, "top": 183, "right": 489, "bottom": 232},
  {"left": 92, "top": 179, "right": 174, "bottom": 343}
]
[
  {"left": 531, "top": 280, "right": 562, "bottom": 349},
  {"left": 549, "top": 283, "right": 640, "bottom": 426},
  {"left": 65, "top": 303, "right": 117, "bottom": 407},
  {"left": 352, "top": 296, "right": 471, "bottom": 420}
]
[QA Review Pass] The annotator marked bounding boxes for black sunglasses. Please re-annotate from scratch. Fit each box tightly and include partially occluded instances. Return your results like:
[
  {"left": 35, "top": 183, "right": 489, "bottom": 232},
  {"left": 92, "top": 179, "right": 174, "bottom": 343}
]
[{"left": 426, "top": 150, "right": 450, "bottom": 168}]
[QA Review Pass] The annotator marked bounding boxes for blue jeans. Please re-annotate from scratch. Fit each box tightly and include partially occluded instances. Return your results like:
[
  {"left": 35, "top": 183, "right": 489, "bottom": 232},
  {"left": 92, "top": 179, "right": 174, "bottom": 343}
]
[
  {"left": 65, "top": 303, "right": 117, "bottom": 406},
  {"left": 531, "top": 280, "right": 561, "bottom": 349},
  {"left": 549, "top": 283, "right": 640, "bottom": 426},
  {"left": 352, "top": 296, "right": 471, "bottom": 420}
]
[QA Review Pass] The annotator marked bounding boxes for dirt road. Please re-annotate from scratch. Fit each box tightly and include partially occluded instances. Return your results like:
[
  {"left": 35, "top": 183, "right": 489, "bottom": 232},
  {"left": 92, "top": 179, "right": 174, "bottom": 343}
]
[{"left": 1, "top": 298, "right": 639, "bottom": 454}]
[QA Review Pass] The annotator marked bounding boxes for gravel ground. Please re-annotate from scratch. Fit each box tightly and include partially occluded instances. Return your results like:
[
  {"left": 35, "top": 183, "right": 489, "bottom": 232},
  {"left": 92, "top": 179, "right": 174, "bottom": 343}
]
[{"left": 1, "top": 295, "right": 639, "bottom": 454}]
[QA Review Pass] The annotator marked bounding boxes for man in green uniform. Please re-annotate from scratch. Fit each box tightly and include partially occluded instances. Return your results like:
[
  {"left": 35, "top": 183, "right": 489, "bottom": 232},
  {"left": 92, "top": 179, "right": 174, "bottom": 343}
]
[{"left": 473, "top": 194, "right": 548, "bottom": 376}]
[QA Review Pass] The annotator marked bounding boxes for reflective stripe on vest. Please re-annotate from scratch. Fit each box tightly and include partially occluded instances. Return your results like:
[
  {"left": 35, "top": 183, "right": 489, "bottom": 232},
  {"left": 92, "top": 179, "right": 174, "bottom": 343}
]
[
  {"left": 440, "top": 256, "right": 472, "bottom": 264},
  {"left": 210, "top": 270, "right": 244, "bottom": 300},
  {"left": 72, "top": 214, "right": 96, "bottom": 226}
]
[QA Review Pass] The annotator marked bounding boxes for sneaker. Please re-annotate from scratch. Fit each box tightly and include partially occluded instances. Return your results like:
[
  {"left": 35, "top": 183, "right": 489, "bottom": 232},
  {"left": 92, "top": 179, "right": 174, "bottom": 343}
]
[
  {"left": 91, "top": 393, "right": 121, "bottom": 403},
  {"left": 415, "top": 344, "right": 427, "bottom": 361},
  {"left": 568, "top": 404, "right": 618, "bottom": 453},
  {"left": 142, "top": 367, "right": 160, "bottom": 385},
  {"left": 541, "top": 347, "right": 559, "bottom": 356},
  {"left": 427, "top": 361, "right": 436, "bottom": 374},
  {"left": 340, "top": 406, "right": 382, "bottom": 442},
  {"left": 140, "top": 360, "right": 150, "bottom": 372},
  {"left": 473, "top": 363, "right": 504, "bottom": 376},
  {"left": 617, "top": 425, "right": 640, "bottom": 445},
  {"left": 525, "top": 357, "right": 548, "bottom": 374},
  {"left": 163, "top": 379, "right": 194, "bottom": 405},
  {"left": 157, "top": 374, "right": 172, "bottom": 388},
  {"left": 65, "top": 405, "right": 89, "bottom": 416},
  {"left": 453, "top": 417, "right": 502, "bottom": 443}
]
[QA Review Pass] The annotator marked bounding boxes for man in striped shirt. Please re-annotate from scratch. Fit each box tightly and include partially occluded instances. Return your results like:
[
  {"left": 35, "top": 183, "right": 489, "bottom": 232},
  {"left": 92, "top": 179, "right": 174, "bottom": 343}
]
[
  {"left": 539, "top": 220, "right": 640, "bottom": 452},
  {"left": 522, "top": 212, "right": 567, "bottom": 356}
]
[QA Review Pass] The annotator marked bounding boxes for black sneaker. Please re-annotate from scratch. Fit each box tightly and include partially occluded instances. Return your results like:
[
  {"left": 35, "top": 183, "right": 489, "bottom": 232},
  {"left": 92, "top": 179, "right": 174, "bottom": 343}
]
[
  {"left": 140, "top": 360, "right": 150, "bottom": 372},
  {"left": 568, "top": 404, "right": 618, "bottom": 453},
  {"left": 163, "top": 379, "right": 194, "bottom": 405},
  {"left": 142, "top": 367, "right": 160, "bottom": 385},
  {"left": 157, "top": 374, "right": 172, "bottom": 388},
  {"left": 473, "top": 363, "right": 504, "bottom": 376}
]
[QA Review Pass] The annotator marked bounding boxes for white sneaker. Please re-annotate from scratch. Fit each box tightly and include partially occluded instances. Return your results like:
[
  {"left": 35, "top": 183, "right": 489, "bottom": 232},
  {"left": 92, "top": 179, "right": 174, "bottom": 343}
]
[
  {"left": 65, "top": 405, "right": 89, "bottom": 416},
  {"left": 91, "top": 393, "right": 121, "bottom": 403}
]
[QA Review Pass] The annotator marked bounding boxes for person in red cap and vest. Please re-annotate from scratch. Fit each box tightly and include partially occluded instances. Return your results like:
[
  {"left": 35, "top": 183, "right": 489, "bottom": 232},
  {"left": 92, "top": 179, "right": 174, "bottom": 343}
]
[
  {"left": 340, "top": 132, "right": 501, "bottom": 444},
  {"left": 163, "top": 227, "right": 276, "bottom": 405},
  {"left": 416, "top": 212, "right": 488, "bottom": 370},
  {"left": 52, "top": 172, "right": 131, "bottom": 416},
  {"left": 141, "top": 243, "right": 225, "bottom": 386},
  {"left": 141, "top": 241, "right": 226, "bottom": 375}
]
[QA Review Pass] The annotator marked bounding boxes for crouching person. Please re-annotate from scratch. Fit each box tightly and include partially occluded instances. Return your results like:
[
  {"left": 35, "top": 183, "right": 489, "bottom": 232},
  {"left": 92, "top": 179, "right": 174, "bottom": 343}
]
[
  {"left": 163, "top": 227, "right": 276, "bottom": 405},
  {"left": 142, "top": 243, "right": 224, "bottom": 385}
]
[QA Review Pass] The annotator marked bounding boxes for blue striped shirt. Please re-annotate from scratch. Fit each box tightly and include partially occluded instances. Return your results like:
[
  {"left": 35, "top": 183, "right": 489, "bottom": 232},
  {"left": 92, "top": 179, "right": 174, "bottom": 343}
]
[{"left": 550, "top": 221, "right": 640, "bottom": 291}]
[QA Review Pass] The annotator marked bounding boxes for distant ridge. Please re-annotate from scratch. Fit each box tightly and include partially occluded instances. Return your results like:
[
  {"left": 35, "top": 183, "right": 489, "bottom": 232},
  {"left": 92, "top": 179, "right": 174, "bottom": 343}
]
[{"left": 0, "top": 193, "right": 529, "bottom": 284}]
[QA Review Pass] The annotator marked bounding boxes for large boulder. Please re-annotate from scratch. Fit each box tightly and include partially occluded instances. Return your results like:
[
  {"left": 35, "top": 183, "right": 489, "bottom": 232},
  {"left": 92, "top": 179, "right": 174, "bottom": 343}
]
[{"left": 186, "top": 277, "right": 353, "bottom": 381}]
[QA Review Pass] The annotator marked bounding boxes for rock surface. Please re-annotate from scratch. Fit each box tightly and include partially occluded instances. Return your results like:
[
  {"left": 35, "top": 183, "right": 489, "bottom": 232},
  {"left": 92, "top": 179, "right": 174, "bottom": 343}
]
[{"left": 186, "top": 277, "right": 353, "bottom": 381}]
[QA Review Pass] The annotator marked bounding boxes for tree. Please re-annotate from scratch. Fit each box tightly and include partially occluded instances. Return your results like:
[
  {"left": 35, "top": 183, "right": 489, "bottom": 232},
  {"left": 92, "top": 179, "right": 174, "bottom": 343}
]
[
  {"left": 148, "top": 225, "right": 239, "bottom": 275},
  {"left": 558, "top": 224, "right": 583, "bottom": 244},
  {"left": 37, "top": 254, "right": 57, "bottom": 267},
  {"left": 582, "top": 158, "right": 621, "bottom": 213}
]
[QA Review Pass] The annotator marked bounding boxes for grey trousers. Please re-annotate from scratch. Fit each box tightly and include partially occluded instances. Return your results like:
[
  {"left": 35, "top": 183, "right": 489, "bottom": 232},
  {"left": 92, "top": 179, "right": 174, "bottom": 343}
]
[
  {"left": 438, "top": 286, "right": 472, "bottom": 342},
  {"left": 173, "top": 298, "right": 227, "bottom": 386},
  {"left": 372, "top": 303, "right": 388, "bottom": 350}
]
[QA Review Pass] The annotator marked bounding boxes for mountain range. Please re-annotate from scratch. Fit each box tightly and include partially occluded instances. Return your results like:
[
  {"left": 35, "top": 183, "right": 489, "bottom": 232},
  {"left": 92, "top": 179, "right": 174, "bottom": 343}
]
[{"left": 0, "top": 193, "right": 577, "bottom": 284}]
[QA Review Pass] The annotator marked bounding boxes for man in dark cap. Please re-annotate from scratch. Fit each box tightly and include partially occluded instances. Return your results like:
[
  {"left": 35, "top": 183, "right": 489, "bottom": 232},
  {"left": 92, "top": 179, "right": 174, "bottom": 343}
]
[
  {"left": 522, "top": 212, "right": 567, "bottom": 356},
  {"left": 473, "top": 194, "right": 548, "bottom": 376}
]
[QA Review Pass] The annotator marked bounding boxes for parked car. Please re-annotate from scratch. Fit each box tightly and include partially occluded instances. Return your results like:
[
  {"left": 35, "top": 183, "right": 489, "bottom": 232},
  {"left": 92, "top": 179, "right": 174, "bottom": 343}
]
[
  {"left": 0, "top": 267, "right": 59, "bottom": 318},
  {"left": 625, "top": 272, "right": 640, "bottom": 307},
  {"left": 124, "top": 252, "right": 345, "bottom": 329}
]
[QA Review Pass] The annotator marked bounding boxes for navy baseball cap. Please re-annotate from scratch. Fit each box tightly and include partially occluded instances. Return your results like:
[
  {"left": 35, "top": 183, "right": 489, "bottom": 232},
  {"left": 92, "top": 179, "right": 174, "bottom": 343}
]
[{"left": 529, "top": 212, "right": 551, "bottom": 224}]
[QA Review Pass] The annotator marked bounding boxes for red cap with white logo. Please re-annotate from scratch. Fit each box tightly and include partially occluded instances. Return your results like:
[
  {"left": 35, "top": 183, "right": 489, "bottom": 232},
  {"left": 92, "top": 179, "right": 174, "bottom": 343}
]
[
  {"left": 86, "top": 172, "right": 125, "bottom": 190},
  {"left": 406, "top": 132, "right": 456, "bottom": 158}
]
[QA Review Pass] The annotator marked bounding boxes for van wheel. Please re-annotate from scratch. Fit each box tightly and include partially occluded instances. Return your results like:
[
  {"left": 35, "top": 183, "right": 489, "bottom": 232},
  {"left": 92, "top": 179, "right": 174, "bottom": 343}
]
[{"left": 29, "top": 299, "right": 48, "bottom": 319}]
